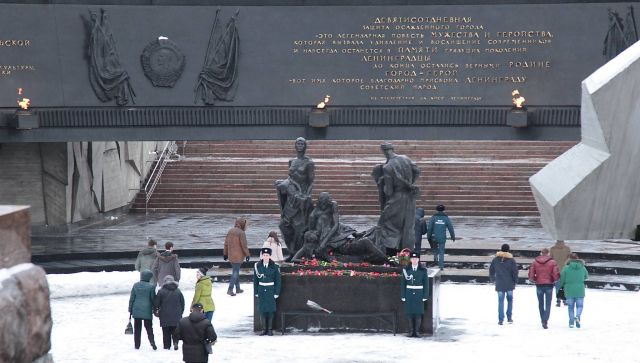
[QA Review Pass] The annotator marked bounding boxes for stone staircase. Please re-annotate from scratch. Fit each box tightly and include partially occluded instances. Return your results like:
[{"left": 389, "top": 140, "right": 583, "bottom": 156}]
[{"left": 130, "top": 140, "right": 576, "bottom": 216}]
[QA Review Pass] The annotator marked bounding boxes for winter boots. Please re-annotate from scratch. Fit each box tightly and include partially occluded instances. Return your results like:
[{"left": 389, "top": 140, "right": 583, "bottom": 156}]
[
  {"left": 260, "top": 314, "right": 274, "bottom": 336},
  {"left": 406, "top": 316, "right": 422, "bottom": 338}
]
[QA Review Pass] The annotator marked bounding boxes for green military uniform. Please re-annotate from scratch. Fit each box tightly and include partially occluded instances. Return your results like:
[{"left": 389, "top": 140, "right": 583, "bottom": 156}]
[
  {"left": 401, "top": 262, "right": 429, "bottom": 337},
  {"left": 253, "top": 257, "right": 281, "bottom": 335}
]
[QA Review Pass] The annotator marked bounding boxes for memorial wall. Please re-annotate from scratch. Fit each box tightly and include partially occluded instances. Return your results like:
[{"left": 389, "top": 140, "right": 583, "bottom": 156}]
[{"left": 0, "top": 3, "right": 636, "bottom": 109}]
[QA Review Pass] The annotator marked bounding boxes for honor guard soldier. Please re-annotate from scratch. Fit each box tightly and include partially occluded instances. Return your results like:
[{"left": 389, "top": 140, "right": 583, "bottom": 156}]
[
  {"left": 401, "top": 251, "right": 429, "bottom": 337},
  {"left": 253, "top": 247, "right": 282, "bottom": 336}
]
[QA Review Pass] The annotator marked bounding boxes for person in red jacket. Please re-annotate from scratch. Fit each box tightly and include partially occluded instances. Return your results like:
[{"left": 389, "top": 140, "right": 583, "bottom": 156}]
[{"left": 528, "top": 248, "right": 560, "bottom": 329}]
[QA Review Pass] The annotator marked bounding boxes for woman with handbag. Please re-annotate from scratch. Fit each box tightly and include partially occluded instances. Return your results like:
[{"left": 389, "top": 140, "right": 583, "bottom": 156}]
[
  {"left": 560, "top": 253, "right": 589, "bottom": 328},
  {"left": 128, "top": 269, "right": 157, "bottom": 350},
  {"left": 154, "top": 275, "right": 185, "bottom": 350},
  {"left": 192, "top": 267, "right": 215, "bottom": 321}
]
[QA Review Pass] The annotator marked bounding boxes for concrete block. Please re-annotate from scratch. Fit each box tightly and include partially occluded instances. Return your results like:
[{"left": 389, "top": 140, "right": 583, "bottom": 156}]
[{"left": 530, "top": 41, "right": 640, "bottom": 239}]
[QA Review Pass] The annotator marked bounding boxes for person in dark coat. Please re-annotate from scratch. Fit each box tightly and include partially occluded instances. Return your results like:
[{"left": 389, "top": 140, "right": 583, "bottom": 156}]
[
  {"left": 528, "top": 248, "right": 560, "bottom": 329},
  {"left": 414, "top": 208, "right": 428, "bottom": 253},
  {"left": 151, "top": 241, "right": 181, "bottom": 287},
  {"left": 153, "top": 275, "right": 185, "bottom": 350},
  {"left": 400, "top": 251, "right": 429, "bottom": 338},
  {"left": 173, "top": 303, "right": 217, "bottom": 363},
  {"left": 253, "top": 247, "right": 282, "bottom": 336},
  {"left": 426, "top": 205, "right": 455, "bottom": 269},
  {"left": 128, "top": 269, "right": 157, "bottom": 350},
  {"left": 489, "top": 244, "right": 518, "bottom": 325}
]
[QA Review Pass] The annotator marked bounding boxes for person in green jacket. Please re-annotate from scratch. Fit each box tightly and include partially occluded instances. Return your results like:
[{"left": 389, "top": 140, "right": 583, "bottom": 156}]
[
  {"left": 253, "top": 247, "right": 282, "bottom": 336},
  {"left": 128, "top": 269, "right": 157, "bottom": 350},
  {"left": 401, "top": 251, "right": 429, "bottom": 338},
  {"left": 559, "top": 253, "right": 589, "bottom": 328},
  {"left": 192, "top": 267, "right": 215, "bottom": 322}
]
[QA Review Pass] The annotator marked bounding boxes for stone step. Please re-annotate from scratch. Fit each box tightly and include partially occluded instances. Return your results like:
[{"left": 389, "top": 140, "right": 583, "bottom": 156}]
[
  {"left": 136, "top": 193, "right": 534, "bottom": 201},
  {"left": 129, "top": 207, "right": 540, "bottom": 216},
  {"left": 167, "top": 161, "right": 547, "bottom": 167},
  {"left": 134, "top": 197, "right": 537, "bottom": 206}
]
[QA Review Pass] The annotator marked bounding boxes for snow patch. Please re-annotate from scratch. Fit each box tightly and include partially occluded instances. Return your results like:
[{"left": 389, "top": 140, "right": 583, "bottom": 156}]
[{"left": 0, "top": 263, "right": 34, "bottom": 288}]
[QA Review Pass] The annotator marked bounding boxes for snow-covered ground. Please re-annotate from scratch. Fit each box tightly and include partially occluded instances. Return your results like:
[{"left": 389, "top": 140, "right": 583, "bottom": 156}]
[{"left": 48, "top": 269, "right": 637, "bottom": 363}]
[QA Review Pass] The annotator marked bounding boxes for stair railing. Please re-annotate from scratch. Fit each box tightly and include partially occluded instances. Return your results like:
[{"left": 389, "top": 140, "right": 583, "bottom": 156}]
[{"left": 144, "top": 141, "right": 179, "bottom": 215}]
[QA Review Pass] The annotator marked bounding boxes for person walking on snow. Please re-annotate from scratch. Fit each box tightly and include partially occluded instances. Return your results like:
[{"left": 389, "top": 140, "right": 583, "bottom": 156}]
[
  {"left": 128, "top": 269, "right": 157, "bottom": 350},
  {"left": 224, "top": 217, "right": 251, "bottom": 296},
  {"left": 560, "top": 253, "right": 589, "bottom": 328},
  {"left": 192, "top": 267, "right": 215, "bottom": 322},
  {"left": 153, "top": 275, "right": 185, "bottom": 350},
  {"left": 528, "top": 248, "right": 560, "bottom": 329},
  {"left": 135, "top": 239, "right": 158, "bottom": 286},
  {"left": 152, "top": 241, "right": 181, "bottom": 287},
  {"left": 550, "top": 240, "right": 571, "bottom": 306},
  {"left": 489, "top": 243, "right": 518, "bottom": 325}
]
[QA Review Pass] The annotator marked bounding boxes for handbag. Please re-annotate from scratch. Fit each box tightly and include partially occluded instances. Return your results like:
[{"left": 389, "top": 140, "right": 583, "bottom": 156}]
[
  {"left": 557, "top": 287, "right": 566, "bottom": 301},
  {"left": 125, "top": 314, "right": 133, "bottom": 335}
]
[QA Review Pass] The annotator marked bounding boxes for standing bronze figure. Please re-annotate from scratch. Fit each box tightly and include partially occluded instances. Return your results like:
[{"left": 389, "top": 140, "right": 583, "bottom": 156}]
[
  {"left": 275, "top": 137, "right": 315, "bottom": 259},
  {"left": 364, "top": 142, "right": 420, "bottom": 253}
]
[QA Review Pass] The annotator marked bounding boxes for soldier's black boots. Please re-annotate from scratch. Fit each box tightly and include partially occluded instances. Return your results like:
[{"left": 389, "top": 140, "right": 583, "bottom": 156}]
[
  {"left": 260, "top": 314, "right": 273, "bottom": 336},
  {"left": 412, "top": 317, "right": 422, "bottom": 338},
  {"left": 407, "top": 318, "right": 416, "bottom": 337}
]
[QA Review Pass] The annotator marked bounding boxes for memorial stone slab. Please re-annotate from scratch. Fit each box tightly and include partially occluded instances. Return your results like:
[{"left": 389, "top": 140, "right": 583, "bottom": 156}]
[{"left": 0, "top": 3, "right": 635, "bottom": 107}]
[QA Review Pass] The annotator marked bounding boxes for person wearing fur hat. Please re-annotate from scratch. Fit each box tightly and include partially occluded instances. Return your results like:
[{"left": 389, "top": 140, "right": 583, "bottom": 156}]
[
  {"left": 489, "top": 244, "right": 518, "bottom": 325},
  {"left": 253, "top": 247, "right": 282, "bottom": 336},
  {"left": 426, "top": 204, "right": 455, "bottom": 269},
  {"left": 401, "top": 251, "right": 429, "bottom": 337},
  {"left": 560, "top": 253, "right": 588, "bottom": 328},
  {"left": 154, "top": 275, "right": 185, "bottom": 350},
  {"left": 192, "top": 267, "right": 215, "bottom": 322}
]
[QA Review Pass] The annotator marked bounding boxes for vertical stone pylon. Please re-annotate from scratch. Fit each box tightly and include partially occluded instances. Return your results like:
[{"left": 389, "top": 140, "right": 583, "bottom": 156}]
[{"left": 530, "top": 41, "right": 640, "bottom": 240}]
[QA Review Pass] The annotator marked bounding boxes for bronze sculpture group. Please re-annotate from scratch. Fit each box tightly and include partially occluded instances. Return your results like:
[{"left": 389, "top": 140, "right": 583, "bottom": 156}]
[{"left": 275, "top": 138, "right": 420, "bottom": 264}]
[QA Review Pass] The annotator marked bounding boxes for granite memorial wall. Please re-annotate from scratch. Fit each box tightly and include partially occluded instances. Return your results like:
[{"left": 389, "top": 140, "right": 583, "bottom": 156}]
[{"left": 0, "top": 3, "right": 636, "bottom": 109}]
